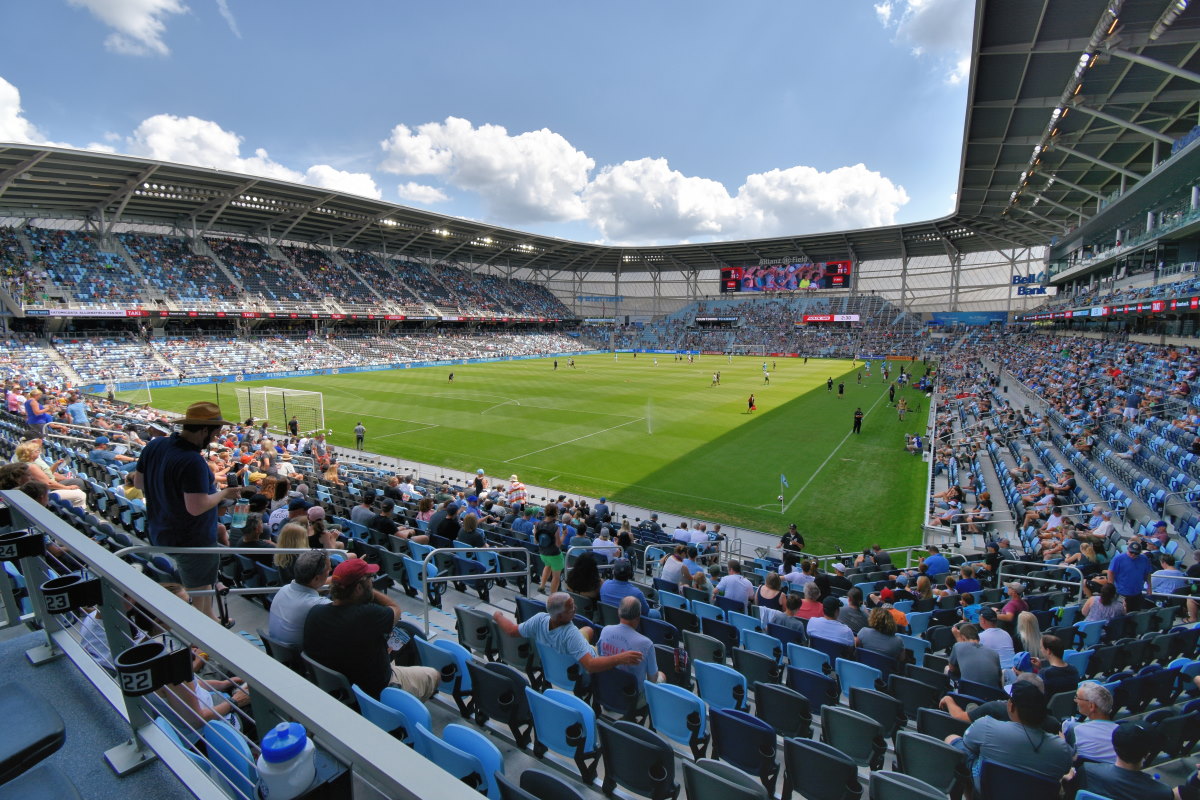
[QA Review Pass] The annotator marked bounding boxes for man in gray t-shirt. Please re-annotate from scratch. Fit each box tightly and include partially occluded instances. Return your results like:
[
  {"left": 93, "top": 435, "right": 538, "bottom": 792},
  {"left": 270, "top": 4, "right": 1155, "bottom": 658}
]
[
  {"left": 493, "top": 592, "right": 643, "bottom": 675},
  {"left": 597, "top": 597, "right": 664, "bottom": 684},
  {"left": 947, "top": 677, "right": 1073, "bottom": 793},
  {"left": 947, "top": 623, "right": 1002, "bottom": 687}
]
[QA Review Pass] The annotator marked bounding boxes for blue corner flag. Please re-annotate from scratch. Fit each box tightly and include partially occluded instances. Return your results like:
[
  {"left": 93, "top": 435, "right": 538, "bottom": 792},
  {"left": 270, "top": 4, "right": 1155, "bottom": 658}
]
[{"left": 780, "top": 474, "right": 789, "bottom": 488}]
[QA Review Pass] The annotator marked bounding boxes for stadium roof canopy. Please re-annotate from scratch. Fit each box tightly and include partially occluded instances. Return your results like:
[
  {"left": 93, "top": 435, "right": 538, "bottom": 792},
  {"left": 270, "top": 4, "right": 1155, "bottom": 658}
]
[{"left": 0, "top": 0, "right": 1197, "bottom": 273}]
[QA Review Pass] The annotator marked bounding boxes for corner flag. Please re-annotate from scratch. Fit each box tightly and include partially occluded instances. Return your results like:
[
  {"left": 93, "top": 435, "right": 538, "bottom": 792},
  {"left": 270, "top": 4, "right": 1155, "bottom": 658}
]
[{"left": 780, "top": 474, "right": 789, "bottom": 488}]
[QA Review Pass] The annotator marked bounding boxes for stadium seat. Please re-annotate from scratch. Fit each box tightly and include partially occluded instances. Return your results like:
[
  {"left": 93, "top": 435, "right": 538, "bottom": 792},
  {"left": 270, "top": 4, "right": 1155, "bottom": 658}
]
[
  {"left": 525, "top": 687, "right": 600, "bottom": 782},
  {"left": 709, "top": 708, "right": 780, "bottom": 794},
  {"left": 597, "top": 719, "right": 680, "bottom": 800},
  {"left": 694, "top": 659, "right": 748, "bottom": 711},
  {"left": 644, "top": 681, "right": 710, "bottom": 759},
  {"left": 781, "top": 737, "right": 863, "bottom": 800}
]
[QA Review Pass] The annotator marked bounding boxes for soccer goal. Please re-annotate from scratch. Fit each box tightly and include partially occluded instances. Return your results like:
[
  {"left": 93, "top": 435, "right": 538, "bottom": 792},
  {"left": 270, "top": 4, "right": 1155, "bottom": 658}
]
[
  {"left": 729, "top": 344, "right": 767, "bottom": 357},
  {"left": 106, "top": 379, "right": 152, "bottom": 406},
  {"left": 236, "top": 387, "right": 325, "bottom": 436}
]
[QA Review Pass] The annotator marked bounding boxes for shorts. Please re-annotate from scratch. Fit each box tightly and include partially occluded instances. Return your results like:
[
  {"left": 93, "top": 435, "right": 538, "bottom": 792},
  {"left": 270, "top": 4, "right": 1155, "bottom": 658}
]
[
  {"left": 540, "top": 553, "right": 565, "bottom": 572},
  {"left": 389, "top": 665, "right": 440, "bottom": 701},
  {"left": 175, "top": 551, "right": 220, "bottom": 589}
]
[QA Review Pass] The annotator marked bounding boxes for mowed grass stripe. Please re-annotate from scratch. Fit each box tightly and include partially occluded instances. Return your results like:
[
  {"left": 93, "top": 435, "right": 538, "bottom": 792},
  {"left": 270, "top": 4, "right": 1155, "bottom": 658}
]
[{"left": 148, "top": 355, "right": 929, "bottom": 551}]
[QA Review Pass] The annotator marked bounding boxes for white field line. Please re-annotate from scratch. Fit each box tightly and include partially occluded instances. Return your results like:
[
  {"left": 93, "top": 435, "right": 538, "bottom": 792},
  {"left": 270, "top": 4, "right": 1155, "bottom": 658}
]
[
  {"left": 782, "top": 384, "right": 891, "bottom": 513},
  {"left": 505, "top": 417, "right": 647, "bottom": 462}
]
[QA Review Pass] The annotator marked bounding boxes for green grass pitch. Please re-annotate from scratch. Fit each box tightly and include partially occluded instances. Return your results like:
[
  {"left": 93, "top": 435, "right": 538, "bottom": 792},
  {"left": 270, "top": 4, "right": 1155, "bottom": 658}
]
[{"left": 142, "top": 355, "right": 930, "bottom": 553}]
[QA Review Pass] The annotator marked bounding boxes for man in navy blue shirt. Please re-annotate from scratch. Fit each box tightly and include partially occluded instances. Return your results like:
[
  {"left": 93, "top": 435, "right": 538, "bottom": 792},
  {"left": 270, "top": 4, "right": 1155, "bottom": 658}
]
[
  {"left": 135, "top": 402, "right": 243, "bottom": 621},
  {"left": 1107, "top": 541, "right": 1154, "bottom": 611}
]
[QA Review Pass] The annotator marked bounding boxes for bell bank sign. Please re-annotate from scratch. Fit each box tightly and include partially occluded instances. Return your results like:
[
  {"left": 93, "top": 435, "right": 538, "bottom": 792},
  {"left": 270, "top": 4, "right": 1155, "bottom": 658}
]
[{"left": 1012, "top": 271, "right": 1049, "bottom": 295}]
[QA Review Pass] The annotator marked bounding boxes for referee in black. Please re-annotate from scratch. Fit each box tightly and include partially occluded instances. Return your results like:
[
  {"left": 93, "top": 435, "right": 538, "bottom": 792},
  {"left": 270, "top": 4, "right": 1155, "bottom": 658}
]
[{"left": 852, "top": 407, "right": 863, "bottom": 434}]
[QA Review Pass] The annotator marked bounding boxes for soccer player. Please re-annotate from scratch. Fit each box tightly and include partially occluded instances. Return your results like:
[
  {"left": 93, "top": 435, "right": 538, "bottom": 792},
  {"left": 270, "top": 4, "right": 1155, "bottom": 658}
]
[
  {"left": 748, "top": 394, "right": 756, "bottom": 413},
  {"left": 711, "top": 372, "right": 719, "bottom": 387},
  {"left": 448, "top": 372, "right": 454, "bottom": 382},
  {"left": 827, "top": 377, "right": 833, "bottom": 392},
  {"left": 837, "top": 382, "right": 845, "bottom": 399},
  {"left": 554, "top": 359, "right": 558, "bottom": 370},
  {"left": 763, "top": 371, "right": 770, "bottom": 385}
]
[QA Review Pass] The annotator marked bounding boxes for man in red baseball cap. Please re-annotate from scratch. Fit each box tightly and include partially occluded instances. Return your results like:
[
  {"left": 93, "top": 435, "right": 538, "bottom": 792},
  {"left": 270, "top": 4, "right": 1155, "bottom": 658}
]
[{"left": 302, "top": 559, "right": 439, "bottom": 700}]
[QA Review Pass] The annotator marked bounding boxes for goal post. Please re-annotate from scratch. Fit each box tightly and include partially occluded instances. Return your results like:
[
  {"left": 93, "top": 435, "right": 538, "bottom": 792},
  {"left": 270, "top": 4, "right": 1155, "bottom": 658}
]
[
  {"left": 107, "top": 379, "right": 152, "bottom": 406},
  {"left": 236, "top": 387, "right": 325, "bottom": 436},
  {"left": 729, "top": 344, "right": 767, "bottom": 357}
]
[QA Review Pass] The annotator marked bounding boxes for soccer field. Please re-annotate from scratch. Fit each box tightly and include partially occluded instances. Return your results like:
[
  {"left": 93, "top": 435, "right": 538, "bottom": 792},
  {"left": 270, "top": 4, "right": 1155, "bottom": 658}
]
[{"left": 145, "top": 355, "right": 930, "bottom": 553}]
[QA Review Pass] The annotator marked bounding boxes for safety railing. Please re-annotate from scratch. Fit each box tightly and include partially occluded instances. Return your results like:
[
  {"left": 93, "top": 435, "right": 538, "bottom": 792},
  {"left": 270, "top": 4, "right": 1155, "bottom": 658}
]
[
  {"left": 0, "top": 491, "right": 481, "bottom": 800},
  {"left": 996, "top": 559, "right": 1086, "bottom": 596},
  {"left": 417, "top": 546, "right": 531, "bottom": 636}
]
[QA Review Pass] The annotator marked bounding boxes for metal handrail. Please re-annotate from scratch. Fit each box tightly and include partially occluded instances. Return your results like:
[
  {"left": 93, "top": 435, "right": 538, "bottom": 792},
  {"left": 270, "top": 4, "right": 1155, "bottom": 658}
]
[
  {"left": 418, "top": 546, "right": 531, "bottom": 636},
  {"left": 0, "top": 489, "right": 480, "bottom": 800},
  {"left": 996, "top": 559, "right": 1086, "bottom": 594}
]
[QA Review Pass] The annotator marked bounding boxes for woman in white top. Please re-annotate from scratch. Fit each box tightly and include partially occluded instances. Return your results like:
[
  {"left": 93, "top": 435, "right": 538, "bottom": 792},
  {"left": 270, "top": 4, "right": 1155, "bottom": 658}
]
[{"left": 658, "top": 544, "right": 692, "bottom": 589}]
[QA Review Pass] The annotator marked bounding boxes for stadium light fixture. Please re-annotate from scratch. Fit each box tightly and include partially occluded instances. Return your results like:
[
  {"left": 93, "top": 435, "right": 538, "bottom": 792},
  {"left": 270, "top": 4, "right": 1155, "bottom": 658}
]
[{"left": 1150, "top": 0, "right": 1190, "bottom": 40}]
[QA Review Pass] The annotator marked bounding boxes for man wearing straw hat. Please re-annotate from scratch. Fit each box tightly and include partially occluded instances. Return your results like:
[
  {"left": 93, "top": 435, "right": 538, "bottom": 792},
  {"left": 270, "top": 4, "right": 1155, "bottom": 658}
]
[{"left": 135, "top": 402, "right": 244, "bottom": 622}]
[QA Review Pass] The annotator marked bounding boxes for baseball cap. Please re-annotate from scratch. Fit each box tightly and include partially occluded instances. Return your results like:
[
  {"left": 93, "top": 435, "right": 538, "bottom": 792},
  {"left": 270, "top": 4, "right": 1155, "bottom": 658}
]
[
  {"left": 466, "top": 495, "right": 478, "bottom": 503},
  {"left": 476, "top": 469, "right": 485, "bottom": 475},
  {"left": 600, "top": 497, "right": 607, "bottom": 503},
  {"left": 612, "top": 559, "right": 633, "bottom": 581},
  {"left": 1127, "top": 540, "right": 1143, "bottom": 555},
  {"left": 1008, "top": 679, "right": 1047, "bottom": 720},
  {"left": 1153, "top": 520, "right": 1168, "bottom": 529},
  {"left": 1011, "top": 652, "right": 1033, "bottom": 673},
  {"left": 1112, "top": 723, "right": 1164, "bottom": 764},
  {"left": 330, "top": 558, "right": 379, "bottom": 585},
  {"left": 288, "top": 498, "right": 311, "bottom": 511},
  {"left": 833, "top": 562, "right": 846, "bottom": 573},
  {"left": 94, "top": 436, "right": 110, "bottom": 445},
  {"left": 307, "top": 506, "right": 326, "bottom": 522},
  {"left": 895, "top": 574, "right": 908, "bottom": 586},
  {"left": 980, "top": 606, "right": 999, "bottom": 622}
]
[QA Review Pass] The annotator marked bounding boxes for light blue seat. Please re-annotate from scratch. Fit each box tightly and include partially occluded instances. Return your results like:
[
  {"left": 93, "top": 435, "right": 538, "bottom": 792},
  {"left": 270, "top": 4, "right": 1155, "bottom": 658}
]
[
  {"left": 835, "top": 657, "right": 883, "bottom": 698},
  {"left": 1063, "top": 649, "right": 1091, "bottom": 676},
  {"left": 1075, "top": 620, "right": 1107, "bottom": 649},
  {"left": 414, "top": 637, "right": 474, "bottom": 716},
  {"left": 657, "top": 591, "right": 689, "bottom": 611},
  {"left": 1054, "top": 605, "right": 1081, "bottom": 627},
  {"left": 787, "top": 642, "right": 831, "bottom": 674},
  {"left": 742, "top": 630, "right": 783, "bottom": 662},
  {"left": 898, "top": 634, "right": 929, "bottom": 664},
  {"left": 892, "top": 600, "right": 914, "bottom": 614},
  {"left": 728, "top": 611, "right": 762, "bottom": 637},
  {"left": 525, "top": 686, "right": 600, "bottom": 782},
  {"left": 906, "top": 611, "right": 933, "bottom": 636},
  {"left": 535, "top": 640, "right": 591, "bottom": 695},
  {"left": 414, "top": 723, "right": 504, "bottom": 799},
  {"left": 644, "top": 680, "right": 710, "bottom": 759},
  {"left": 693, "top": 601, "right": 726, "bottom": 622},
  {"left": 352, "top": 685, "right": 431, "bottom": 745},
  {"left": 201, "top": 719, "right": 257, "bottom": 800},
  {"left": 694, "top": 660, "right": 748, "bottom": 711}
]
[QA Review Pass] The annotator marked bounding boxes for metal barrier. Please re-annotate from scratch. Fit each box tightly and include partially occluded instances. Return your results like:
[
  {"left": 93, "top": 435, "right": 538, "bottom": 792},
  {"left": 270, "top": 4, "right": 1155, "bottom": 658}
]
[
  {"left": 0, "top": 490, "right": 481, "bottom": 800},
  {"left": 418, "top": 546, "right": 531, "bottom": 636},
  {"left": 996, "top": 559, "right": 1086, "bottom": 596}
]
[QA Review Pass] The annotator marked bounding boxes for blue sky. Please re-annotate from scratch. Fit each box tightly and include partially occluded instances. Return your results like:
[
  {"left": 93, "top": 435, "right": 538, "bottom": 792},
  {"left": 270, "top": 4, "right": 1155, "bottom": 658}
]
[{"left": 0, "top": 1, "right": 975, "bottom": 245}]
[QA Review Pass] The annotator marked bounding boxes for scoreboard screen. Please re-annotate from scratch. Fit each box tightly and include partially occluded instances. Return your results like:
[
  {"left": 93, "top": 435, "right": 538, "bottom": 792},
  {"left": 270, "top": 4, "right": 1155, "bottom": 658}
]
[{"left": 719, "top": 260, "right": 853, "bottom": 293}]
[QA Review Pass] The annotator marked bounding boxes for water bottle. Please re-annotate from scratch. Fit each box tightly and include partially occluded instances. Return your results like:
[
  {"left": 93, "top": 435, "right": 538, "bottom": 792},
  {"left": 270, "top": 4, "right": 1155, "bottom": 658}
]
[
  {"left": 232, "top": 498, "right": 249, "bottom": 528},
  {"left": 257, "top": 722, "right": 316, "bottom": 800}
]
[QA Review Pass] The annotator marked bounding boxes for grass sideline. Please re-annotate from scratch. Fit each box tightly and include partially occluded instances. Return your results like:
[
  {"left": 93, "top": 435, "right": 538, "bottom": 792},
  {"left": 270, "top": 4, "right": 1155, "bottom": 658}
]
[{"left": 142, "top": 355, "right": 931, "bottom": 553}]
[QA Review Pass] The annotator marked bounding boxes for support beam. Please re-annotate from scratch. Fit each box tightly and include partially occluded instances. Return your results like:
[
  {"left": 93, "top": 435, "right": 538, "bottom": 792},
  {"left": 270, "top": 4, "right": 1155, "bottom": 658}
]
[
  {"left": 1038, "top": 173, "right": 1105, "bottom": 201},
  {"left": 0, "top": 151, "right": 49, "bottom": 199},
  {"left": 1067, "top": 103, "right": 1175, "bottom": 144},
  {"left": 1050, "top": 143, "right": 1143, "bottom": 181},
  {"left": 1107, "top": 46, "right": 1200, "bottom": 85},
  {"left": 1027, "top": 192, "right": 1086, "bottom": 218}
]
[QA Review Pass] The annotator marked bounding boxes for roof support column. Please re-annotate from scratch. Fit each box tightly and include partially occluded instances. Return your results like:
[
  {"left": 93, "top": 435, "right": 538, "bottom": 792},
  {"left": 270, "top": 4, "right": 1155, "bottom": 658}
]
[
  {"left": 899, "top": 256, "right": 910, "bottom": 313},
  {"left": 1005, "top": 249, "right": 1017, "bottom": 320}
]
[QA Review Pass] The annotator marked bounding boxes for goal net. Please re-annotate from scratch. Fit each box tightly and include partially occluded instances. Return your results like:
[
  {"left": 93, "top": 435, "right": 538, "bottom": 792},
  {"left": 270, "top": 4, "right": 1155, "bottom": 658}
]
[
  {"left": 729, "top": 344, "right": 767, "bottom": 356},
  {"left": 236, "top": 387, "right": 325, "bottom": 436},
  {"left": 106, "top": 380, "right": 152, "bottom": 406}
]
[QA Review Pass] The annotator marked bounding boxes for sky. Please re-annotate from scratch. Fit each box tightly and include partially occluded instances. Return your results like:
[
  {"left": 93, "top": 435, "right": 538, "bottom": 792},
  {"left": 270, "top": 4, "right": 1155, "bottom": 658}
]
[{"left": 0, "top": 1, "right": 976, "bottom": 246}]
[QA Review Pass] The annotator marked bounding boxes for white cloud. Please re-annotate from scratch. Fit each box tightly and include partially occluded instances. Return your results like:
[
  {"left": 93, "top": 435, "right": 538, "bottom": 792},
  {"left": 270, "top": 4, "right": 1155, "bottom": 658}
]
[
  {"left": 126, "top": 114, "right": 381, "bottom": 198},
  {"left": 0, "top": 76, "right": 72, "bottom": 147},
  {"left": 582, "top": 158, "right": 736, "bottom": 242},
  {"left": 215, "top": 0, "right": 240, "bottom": 38},
  {"left": 876, "top": 0, "right": 975, "bottom": 84},
  {"left": 302, "top": 164, "right": 382, "bottom": 200},
  {"left": 66, "top": 0, "right": 188, "bottom": 56},
  {"left": 582, "top": 158, "right": 908, "bottom": 244},
  {"left": 0, "top": 76, "right": 48, "bottom": 144},
  {"left": 380, "top": 116, "right": 594, "bottom": 224},
  {"left": 396, "top": 181, "right": 449, "bottom": 205}
]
